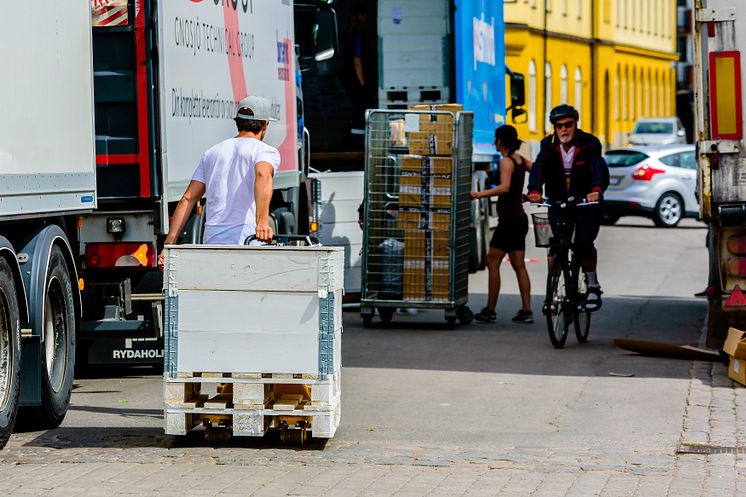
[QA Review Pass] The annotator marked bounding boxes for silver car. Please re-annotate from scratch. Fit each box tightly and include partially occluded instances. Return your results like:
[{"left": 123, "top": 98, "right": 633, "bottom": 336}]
[
  {"left": 629, "top": 117, "right": 687, "bottom": 146},
  {"left": 602, "top": 145, "right": 698, "bottom": 227}
]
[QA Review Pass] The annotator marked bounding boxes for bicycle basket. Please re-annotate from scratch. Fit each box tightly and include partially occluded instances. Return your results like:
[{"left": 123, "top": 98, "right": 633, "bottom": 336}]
[
  {"left": 531, "top": 213, "right": 552, "bottom": 247},
  {"left": 531, "top": 212, "right": 575, "bottom": 248}
]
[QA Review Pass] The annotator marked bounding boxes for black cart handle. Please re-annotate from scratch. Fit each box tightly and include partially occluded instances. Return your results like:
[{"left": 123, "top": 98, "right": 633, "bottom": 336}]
[{"left": 244, "top": 234, "right": 321, "bottom": 246}]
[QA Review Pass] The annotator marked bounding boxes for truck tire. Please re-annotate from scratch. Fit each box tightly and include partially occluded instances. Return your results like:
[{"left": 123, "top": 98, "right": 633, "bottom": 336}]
[
  {"left": 0, "top": 257, "right": 22, "bottom": 449},
  {"left": 31, "top": 246, "right": 76, "bottom": 428},
  {"left": 707, "top": 300, "right": 730, "bottom": 351},
  {"left": 479, "top": 204, "right": 490, "bottom": 270}
]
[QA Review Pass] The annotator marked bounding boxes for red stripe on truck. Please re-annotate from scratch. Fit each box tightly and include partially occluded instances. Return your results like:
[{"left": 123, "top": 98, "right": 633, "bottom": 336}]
[{"left": 135, "top": 0, "right": 151, "bottom": 197}]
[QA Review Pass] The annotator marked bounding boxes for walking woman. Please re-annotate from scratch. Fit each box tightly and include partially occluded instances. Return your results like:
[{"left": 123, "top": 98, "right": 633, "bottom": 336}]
[{"left": 470, "top": 125, "right": 533, "bottom": 323}]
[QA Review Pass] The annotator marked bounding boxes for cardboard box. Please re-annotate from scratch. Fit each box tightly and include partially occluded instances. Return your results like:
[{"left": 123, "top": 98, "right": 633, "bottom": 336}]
[
  {"left": 408, "top": 122, "right": 454, "bottom": 156},
  {"left": 398, "top": 173, "right": 452, "bottom": 209},
  {"left": 409, "top": 103, "right": 464, "bottom": 124},
  {"left": 724, "top": 327, "right": 746, "bottom": 386},
  {"left": 402, "top": 230, "right": 451, "bottom": 302},
  {"left": 397, "top": 208, "right": 451, "bottom": 231},
  {"left": 401, "top": 155, "right": 453, "bottom": 175}
]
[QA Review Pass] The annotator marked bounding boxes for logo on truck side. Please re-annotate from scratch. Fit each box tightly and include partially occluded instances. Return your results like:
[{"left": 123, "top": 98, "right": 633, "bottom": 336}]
[
  {"left": 277, "top": 37, "right": 291, "bottom": 81},
  {"left": 473, "top": 13, "right": 495, "bottom": 70},
  {"left": 190, "top": 0, "right": 252, "bottom": 14}
]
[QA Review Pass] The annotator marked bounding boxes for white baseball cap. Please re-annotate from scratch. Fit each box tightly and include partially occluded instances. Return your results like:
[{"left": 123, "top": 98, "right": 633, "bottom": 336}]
[{"left": 235, "top": 96, "right": 277, "bottom": 121}]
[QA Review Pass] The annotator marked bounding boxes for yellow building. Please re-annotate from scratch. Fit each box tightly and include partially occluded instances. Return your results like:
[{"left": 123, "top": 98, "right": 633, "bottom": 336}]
[{"left": 505, "top": 0, "right": 678, "bottom": 150}]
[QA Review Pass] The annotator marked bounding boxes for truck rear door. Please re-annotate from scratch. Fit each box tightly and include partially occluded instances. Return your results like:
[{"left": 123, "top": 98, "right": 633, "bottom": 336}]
[{"left": 92, "top": 0, "right": 158, "bottom": 200}]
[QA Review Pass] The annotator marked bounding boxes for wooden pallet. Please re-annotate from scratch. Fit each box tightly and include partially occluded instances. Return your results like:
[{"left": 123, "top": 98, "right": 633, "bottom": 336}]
[{"left": 163, "top": 371, "right": 341, "bottom": 439}]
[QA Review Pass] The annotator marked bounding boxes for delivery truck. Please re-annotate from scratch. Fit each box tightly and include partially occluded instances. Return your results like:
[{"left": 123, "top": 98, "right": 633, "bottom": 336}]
[
  {"left": 694, "top": 1, "right": 746, "bottom": 349},
  {"left": 0, "top": 2, "right": 96, "bottom": 448},
  {"left": 78, "top": 0, "right": 335, "bottom": 366},
  {"left": 307, "top": 0, "right": 525, "bottom": 291},
  {"left": 0, "top": 0, "right": 336, "bottom": 449}
]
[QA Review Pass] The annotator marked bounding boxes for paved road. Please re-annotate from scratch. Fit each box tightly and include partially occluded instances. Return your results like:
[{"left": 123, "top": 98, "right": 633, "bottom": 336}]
[{"left": 3, "top": 216, "right": 739, "bottom": 496}]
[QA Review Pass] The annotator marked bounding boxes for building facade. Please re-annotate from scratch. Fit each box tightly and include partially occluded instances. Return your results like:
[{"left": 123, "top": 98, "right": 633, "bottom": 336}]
[{"left": 504, "top": 0, "right": 678, "bottom": 150}]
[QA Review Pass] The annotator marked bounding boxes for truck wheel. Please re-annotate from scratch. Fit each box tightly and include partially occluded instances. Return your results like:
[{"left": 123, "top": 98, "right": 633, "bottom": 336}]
[
  {"left": 0, "top": 257, "right": 21, "bottom": 449},
  {"left": 707, "top": 300, "right": 730, "bottom": 351},
  {"left": 468, "top": 227, "right": 480, "bottom": 273},
  {"left": 34, "top": 246, "right": 76, "bottom": 428},
  {"left": 479, "top": 202, "right": 490, "bottom": 270}
]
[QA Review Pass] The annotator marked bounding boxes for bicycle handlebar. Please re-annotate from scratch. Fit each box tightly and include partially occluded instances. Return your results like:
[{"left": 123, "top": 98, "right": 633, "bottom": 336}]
[{"left": 525, "top": 196, "right": 599, "bottom": 208}]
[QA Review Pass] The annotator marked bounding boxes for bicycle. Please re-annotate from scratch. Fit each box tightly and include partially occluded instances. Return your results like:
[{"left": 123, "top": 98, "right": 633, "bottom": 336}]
[{"left": 531, "top": 197, "right": 597, "bottom": 349}]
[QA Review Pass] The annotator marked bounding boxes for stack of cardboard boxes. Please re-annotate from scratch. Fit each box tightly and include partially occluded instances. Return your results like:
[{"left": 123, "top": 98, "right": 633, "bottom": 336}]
[{"left": 397, "top": 104, "right": 462, "bottom": 302}]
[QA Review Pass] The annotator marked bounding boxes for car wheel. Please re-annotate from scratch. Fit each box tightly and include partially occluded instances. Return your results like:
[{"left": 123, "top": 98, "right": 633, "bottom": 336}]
[{"left": 653, "top": 192, "right": 683, "bottom": 227}]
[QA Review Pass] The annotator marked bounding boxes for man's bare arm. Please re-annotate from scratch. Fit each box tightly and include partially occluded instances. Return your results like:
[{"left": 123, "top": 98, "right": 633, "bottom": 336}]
[
  {"left": 158, "top": 180, "right": 205, "bottom": 270},
  {"left": 254, "top": 161, "right": 275, "bottom": 242}
]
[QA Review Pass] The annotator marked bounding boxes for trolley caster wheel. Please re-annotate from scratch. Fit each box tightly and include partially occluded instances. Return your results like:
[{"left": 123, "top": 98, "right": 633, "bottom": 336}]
[
  {"left": 205, "top": 426, "right": 231, "bottom": 444},
  {"left": 362, "top": 315, "right": 373, "bottom": 328},
  {"left": 280, "top": 428, "right": 307, "bottom": 446},
  {"left": 446, "top": 317, "right": 457, "bottom": 330},
  {"left": 378, "top": 307, "right": 394, "bottom": 325},
  {"left": 456, "top": 305, "right": 473, "bottom": 325}
]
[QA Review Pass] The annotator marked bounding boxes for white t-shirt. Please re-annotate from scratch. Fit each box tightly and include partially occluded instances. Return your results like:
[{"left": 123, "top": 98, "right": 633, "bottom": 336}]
[{"left": 192, "top": 137, "right": 280, "bottom": 244}]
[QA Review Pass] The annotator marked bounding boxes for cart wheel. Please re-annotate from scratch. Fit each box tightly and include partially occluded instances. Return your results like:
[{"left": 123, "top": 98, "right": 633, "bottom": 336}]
[
  {"left": 362, "top": 315, "right": 373, "bottom": 328},
  {"left": 456, "top": 305, "right": 474, "bottom": 325},
  {"left": 205, "top": 426, "right": 231, "bottom": 444},
  {"left": 379, "top": 307, "right": 394, "bottom": 325},
  {"left": 446, "top": 317, "right": 457, "bottom": 330},
  {"left": 280, "top": 427, "right": 307, "bottom": 446}
]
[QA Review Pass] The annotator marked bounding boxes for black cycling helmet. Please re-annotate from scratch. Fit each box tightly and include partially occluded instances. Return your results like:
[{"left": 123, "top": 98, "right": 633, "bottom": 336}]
[{"left": 549, "top": 104, "right": 579, "bottom": 125}]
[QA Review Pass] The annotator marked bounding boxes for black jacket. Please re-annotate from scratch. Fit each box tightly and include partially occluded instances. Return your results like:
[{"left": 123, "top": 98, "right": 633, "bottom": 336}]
[{"left": 527, "top": 129, "right": 609, "bottom": 201}]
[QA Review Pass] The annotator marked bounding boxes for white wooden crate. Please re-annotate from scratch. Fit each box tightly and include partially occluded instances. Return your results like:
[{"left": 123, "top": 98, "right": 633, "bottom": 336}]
[{"left": 163, "top": 244, "right": 344, "bottom": 376}]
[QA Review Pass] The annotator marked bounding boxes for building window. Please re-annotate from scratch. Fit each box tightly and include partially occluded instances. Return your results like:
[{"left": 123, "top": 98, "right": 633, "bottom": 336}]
[
  {"left": 604, "top": 0, "right": 611, "bottom": 23},
  {"left": 641, "top": 71, "right": 650, "bottom": 117},
  {"left": 614, "top": 71, "right": 620, "bottom": 120},
  {"left": 629, "top": 69, "right": 637, "bottom": 121},
  {"left": 545, "top": 62, "right": 553, "bottom": 132},
  {"left": 621, "top": 67, "right": 628, "bottom": 121},
  {"left": 561, "top": 0, "right": 567, "bottom": 15},
  {"left": 576, "top": 0, "right": 582, "bottom": 19},
  {"left": 574, "top": 67, "right": 582, "bottom": 126},
  {"left": 560, "top": 64, "right": 568, "bottom": 104},
  {"left": 529, "top": 60, "right": 537, "bottom": 132},
  {"left": 546, "top": 0, "right": 552, "bottom": 13}
]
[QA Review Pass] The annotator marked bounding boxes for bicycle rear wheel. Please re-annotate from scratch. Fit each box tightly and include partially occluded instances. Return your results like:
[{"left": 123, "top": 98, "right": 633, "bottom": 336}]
[
  {"left": 573, "top": 260, "right": 591, "bottom": 343},
  {"left": 545, "top": 254, "right": 571, "bottom": 349}
]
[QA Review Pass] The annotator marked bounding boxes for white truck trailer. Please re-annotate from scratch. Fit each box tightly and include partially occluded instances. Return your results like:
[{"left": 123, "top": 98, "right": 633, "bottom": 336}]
[
  {"left": 0, "top": 2, "right": 96, "bottom": 448},
  {"left": 694, "top": 2, "right": 746, "bottom": 349}
]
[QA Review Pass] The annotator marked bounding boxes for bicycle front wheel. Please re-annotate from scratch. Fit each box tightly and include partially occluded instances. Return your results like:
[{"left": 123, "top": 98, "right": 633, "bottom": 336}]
[
  {"left": 545, "top": 254, "right": 571, "bottom": 349},
  {"left": 573, "top": 260, "right": 591, "bottom": 343}
]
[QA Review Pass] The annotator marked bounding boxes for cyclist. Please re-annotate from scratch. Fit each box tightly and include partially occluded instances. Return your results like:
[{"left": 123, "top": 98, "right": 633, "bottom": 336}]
[
  {"left": 471, "top": 125, "right": 533, "bottom": 323},
  {"left": 527, "top": 104, "right": 609, "bottom": 311}
]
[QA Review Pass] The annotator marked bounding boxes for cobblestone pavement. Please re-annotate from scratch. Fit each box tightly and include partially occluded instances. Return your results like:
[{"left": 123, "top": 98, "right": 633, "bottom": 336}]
[{"left": 1, "top": 351, "right": 744, "bottom": 496}]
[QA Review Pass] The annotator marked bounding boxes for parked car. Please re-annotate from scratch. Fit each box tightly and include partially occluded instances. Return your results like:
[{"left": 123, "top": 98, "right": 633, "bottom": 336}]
[
  {"left": 602, "top": 145, "right": 698, "bottom": 227},
  {"left": 629, "top": 117, "right": 687, "bottom": 145}
]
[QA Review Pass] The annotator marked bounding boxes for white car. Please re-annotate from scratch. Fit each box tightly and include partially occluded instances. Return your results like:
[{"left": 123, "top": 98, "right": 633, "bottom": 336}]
[
  {"left": 602, "top": 145, "right": 698, "bottom": 227},
  {"left": 629, "top": 117, "right": 687, "bottom": 145}
]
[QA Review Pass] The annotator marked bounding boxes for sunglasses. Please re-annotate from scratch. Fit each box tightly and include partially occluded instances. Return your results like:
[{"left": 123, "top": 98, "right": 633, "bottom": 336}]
[{"left": 554, "top": 121, "right": 576, "bottom": 130}]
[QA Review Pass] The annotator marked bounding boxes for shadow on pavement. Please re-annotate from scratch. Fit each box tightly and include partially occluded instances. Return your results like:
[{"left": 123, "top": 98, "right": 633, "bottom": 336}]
[
  {"left": 20, "top": 426, "right": 328, "bottom": 451},
  {"left": 342, "top": 294, "right": 707, "bottom": 380}
]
